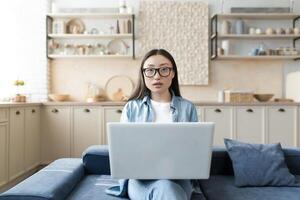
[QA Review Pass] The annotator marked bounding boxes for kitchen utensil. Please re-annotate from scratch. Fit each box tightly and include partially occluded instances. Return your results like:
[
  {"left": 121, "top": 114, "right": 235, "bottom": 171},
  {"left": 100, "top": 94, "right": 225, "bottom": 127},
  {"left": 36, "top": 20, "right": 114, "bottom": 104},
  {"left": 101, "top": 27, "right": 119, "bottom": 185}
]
[
  {"left": 294, "top": 27, "right": 300, "bottom": 35},
  {"left": 105, "top": 75, "right": 134, "bottom": 101},
  {"left": 249, "top": 27, "right": 256, "bottom": 35},
  {"left": 275, "top": 28, "right": 284, "bottom": 35},
  {"left": 48, "top": 94, "right": 69, "bottom": 101},
  {"left": 265, "top": 28, "right": 274, "bottom": 35},
  {"left": 255, "top": 28, "right": 263, "bottom": 34},
  {"left": 107, "top": 39, "right": 129, "bottom": 55},
  {"left": 235, "top": 19, "right": 245, "bottom": 34},
  {"left": 253, "top": 94, "right": 274, "bottom": 102},
  {"left": 285, "top": 28, "right": 293, "bottom": 34},
  {"left": 221, "top": 20, "right": 231, "bottom": 34},
  {"left": 221, "top": 40, "right": 230, "bottom": 55},
  {"left": 274, "top": 98, "right": 294, "bottom": 102},
  {"left": 66, "top": 18, "right": 85, "bottom": 34}
]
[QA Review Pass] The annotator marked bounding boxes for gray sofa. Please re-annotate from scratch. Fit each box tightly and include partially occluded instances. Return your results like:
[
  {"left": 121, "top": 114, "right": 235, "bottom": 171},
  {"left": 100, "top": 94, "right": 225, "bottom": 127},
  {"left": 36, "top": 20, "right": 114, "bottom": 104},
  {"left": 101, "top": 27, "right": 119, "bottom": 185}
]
[{"left": 1, "top": 145, "right": 300, "bottom": 200}]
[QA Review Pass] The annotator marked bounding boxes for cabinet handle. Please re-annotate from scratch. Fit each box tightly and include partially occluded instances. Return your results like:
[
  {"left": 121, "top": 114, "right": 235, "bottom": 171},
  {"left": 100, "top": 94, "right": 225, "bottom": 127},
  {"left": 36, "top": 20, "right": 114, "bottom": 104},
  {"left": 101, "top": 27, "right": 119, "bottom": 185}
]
[
  {"left": 116, "top": 109, "right": 122, "bottom": 114},
  {"left": 278, "top": 108, "right": 285, "bottom": 112},
  {"left": 84, "top": 108, "right": 90, "bottom": 113},
  {"left": 51, "top": 108, "right": 59, "bottom": 113},
  {"left": 214, "top": 108, "right": 221, "bottom": 113},
  {"left": 246, "top": 109, "right": 253, "bottom": 113},
  {"left": 16, "top": 111, "right": 20, "bottom": 115},
  {"left": 32, "top": 109, "right": 36, "bottom": 113}
]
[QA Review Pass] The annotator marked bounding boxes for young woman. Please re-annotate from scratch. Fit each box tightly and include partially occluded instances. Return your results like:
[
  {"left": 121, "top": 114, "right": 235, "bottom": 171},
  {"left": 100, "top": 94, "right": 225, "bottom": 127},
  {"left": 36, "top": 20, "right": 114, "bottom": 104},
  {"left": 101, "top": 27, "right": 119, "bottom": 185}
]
[{"left": 106, "top": 49, "right": 199, "bottom": 200}]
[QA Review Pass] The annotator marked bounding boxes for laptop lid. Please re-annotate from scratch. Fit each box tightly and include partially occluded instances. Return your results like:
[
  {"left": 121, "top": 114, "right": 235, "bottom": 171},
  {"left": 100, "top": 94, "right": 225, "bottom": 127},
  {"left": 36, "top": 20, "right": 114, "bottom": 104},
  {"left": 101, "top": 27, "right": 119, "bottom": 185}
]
[{"left": 107, "top": 122, "right": 214, "bottom": 179}]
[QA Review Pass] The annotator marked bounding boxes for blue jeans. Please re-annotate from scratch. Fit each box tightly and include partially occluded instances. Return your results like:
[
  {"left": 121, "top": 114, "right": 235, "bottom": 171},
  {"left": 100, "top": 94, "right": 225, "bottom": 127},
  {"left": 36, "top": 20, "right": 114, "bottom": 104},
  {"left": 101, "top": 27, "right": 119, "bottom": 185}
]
[{"left": 128, "top": 179, "right": 192, "bottom": 200}]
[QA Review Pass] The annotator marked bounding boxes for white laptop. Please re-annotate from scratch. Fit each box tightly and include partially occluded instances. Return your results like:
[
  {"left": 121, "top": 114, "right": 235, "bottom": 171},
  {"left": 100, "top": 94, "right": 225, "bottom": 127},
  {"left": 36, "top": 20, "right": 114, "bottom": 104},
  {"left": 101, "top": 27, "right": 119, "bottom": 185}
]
[{"left": 107, "top": 122, "right": 214, "bottom": 179}]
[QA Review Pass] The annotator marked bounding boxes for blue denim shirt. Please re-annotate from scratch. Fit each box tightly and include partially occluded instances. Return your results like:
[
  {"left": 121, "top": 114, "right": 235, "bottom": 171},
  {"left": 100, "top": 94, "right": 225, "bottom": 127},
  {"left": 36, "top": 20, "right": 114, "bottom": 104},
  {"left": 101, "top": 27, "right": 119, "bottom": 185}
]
[
  {"left": 106, "top": 93, "right": 199, "bottom": 197},
  {"left": 121, "top": 94, "right": 198, "bottom": 123}
]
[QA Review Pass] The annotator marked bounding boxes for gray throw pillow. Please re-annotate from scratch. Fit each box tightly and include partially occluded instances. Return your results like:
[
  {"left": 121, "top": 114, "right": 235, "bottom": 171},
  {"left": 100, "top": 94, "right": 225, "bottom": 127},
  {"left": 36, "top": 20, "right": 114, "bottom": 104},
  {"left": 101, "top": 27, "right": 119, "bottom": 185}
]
[{"left": 224, "top": 138, "right": 297, "bottom": 187}]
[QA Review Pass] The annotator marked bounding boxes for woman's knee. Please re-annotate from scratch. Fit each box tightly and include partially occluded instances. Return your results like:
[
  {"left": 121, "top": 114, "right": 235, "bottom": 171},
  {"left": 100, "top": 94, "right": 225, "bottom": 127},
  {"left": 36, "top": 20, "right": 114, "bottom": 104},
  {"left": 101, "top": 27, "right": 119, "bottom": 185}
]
[{"left": 148, "top": 180, "right": 188, "bottom": 200}]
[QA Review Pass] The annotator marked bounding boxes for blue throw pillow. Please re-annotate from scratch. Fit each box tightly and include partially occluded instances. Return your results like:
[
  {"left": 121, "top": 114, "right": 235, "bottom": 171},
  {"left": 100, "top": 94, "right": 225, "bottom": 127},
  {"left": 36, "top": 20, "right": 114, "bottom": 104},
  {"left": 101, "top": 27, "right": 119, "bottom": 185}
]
[{"left": 224, "top": 138, "right": 297, "bottom": 187}]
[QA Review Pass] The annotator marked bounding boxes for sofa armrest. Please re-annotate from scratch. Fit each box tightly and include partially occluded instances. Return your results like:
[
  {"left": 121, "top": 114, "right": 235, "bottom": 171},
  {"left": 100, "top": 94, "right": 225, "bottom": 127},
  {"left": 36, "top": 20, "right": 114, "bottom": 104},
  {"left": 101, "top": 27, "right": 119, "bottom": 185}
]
[
  {"left": 82, "top": 145, "right": 110, "bottom": 175},
  {"left": 0, "top": 158, "right": 84, "bottom": 200},
  {"left": 283, "top": 148, "right": 300, "bottom": 175}
]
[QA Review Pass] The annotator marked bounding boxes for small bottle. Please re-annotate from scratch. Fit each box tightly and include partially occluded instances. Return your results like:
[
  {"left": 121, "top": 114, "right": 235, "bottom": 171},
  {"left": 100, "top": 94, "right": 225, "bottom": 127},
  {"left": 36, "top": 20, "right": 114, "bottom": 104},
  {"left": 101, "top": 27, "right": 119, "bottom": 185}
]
[
  {"left": 119, "top": 0, "right": 127, "bottom": 13},
  {"left": 218, "top": 90, "right": 224, "bottom": 103}
]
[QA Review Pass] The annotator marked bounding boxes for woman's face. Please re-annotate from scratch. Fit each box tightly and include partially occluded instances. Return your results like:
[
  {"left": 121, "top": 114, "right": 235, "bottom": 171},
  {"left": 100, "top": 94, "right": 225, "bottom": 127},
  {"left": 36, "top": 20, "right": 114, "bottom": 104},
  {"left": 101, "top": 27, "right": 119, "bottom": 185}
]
[{"left": 142, "top": 55, "right": 175, "bottom": 95}]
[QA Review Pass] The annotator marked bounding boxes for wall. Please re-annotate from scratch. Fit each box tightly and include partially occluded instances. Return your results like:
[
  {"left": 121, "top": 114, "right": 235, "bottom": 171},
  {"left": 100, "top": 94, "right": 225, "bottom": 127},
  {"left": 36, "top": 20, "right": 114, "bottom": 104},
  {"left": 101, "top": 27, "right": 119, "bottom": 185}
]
[{"left": 50, "top": 0, "right": 300, "bottom": 102}]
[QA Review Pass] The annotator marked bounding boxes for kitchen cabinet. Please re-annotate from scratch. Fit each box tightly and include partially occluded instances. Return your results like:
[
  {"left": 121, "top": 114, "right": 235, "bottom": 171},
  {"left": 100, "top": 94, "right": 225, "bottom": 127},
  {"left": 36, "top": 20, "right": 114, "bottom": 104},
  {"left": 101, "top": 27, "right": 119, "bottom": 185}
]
[
  {"left": 41, "top": 106, "right": 71, "bottom": 164},
  {"left": 0, "top": 122, "right": 8, "bottom": 187},
  {"left": 0, "top": 108, "right": 8, "bottom": 123},
  {"left": 267, "top": 106, "right": 297, "bottom": 147},
  {"left": 73, "top": 107, "right": 102, "bottom": 157},
  {"left": 9, "top": 108, "right": 25, "bottom": 181},
  {"left": 203, "top": 106, "right": 234, "bottom": 146},
  {"left": 196, "top": 106, "right": 203, "bottom": 122},
  {"left": 235, "top": 106, "right": 264, "bottom": 144},
  {"left": 102, "top": 107, "right": 123, "bottom": 144},
  {"left": 25, "top": 107, "right": 40, "bottom": 171}
]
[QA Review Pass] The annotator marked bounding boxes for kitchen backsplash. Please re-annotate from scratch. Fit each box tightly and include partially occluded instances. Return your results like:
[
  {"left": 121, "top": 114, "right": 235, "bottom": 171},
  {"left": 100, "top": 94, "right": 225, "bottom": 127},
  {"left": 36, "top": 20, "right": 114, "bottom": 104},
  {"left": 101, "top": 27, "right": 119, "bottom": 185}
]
[{"left": 50, "top": 58, "right": 283, "bottom": 102}]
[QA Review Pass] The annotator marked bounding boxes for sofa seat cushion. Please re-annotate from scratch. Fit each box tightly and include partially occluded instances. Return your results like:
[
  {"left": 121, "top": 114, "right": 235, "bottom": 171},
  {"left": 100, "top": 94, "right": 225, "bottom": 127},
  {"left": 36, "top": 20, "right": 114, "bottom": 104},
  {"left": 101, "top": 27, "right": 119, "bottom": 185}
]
[
  {"left": 199, "top": 175, "right": 300, "bottom": 200},
  {"left": 66, "top": 175, "right": 128, "bottom": 200},
  {"left": 67, "top": 175, "right": 206, "bottom": 200}
]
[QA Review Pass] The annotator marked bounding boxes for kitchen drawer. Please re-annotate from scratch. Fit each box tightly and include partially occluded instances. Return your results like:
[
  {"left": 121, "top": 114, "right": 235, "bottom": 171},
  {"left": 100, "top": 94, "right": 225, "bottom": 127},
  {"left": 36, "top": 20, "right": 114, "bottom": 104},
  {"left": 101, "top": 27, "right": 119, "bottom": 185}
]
[{"left": 0, "top": 108, "right": 8, "bottom": 123}]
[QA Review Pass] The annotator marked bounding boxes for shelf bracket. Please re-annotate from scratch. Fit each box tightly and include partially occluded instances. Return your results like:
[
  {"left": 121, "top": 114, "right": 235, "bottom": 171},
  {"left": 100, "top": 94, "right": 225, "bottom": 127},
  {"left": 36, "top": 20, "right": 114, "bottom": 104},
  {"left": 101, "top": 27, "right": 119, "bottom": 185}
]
[
  {"left": 293, "top": 16, "right": 300, "bottom": 28},
  {"left": 210, "top": 14, "right": 218, "bottom": 60}
]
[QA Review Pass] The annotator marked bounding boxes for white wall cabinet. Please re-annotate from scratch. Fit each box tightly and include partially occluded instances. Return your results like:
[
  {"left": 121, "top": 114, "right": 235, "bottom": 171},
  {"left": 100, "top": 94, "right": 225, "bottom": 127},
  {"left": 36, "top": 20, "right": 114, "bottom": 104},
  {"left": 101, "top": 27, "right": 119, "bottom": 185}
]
[
  {"left": 203, "top": 106, "right": 234, "bottom": 146},
  {"left": 41, "top": 106, "right": 71, "bottom": 164},
  {"left": 0, "top": 122, "right": 8, "bottom": 187},
  {"left": 25, "top": 107, "right": 40, "bottom": 171},
  {"left": 73, "top": 107, "right": 102, "bottom": 157},
  {"left": 103, "top": 107, "right": 123, "bottom": 144},
  {"left": 267, "top": 106, "right": 297, "bottom": 147},
  {"left": 9, "top": 108, "right": 25, "bottom": 181},
  {"left": 235, "top": 106, "right": 264, "bottom": 144}
]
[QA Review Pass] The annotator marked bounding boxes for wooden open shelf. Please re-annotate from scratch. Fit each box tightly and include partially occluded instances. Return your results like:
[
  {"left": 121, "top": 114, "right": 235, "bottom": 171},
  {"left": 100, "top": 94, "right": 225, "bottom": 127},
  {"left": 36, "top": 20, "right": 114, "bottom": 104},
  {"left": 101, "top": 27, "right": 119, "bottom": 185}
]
[
  {"left": 48, "top": 55, "right": 132, "bottom": 59},
  {"left": 47, "top": 13, "right": 132, "bottom": 19},
  {"left": 216, "top": 13, "right": 300, "bottom": 20},
  {"left": 218, "top": 34, "right": 300, "bottom": 39},
  {"left": 48, "top": 34, "right": 133, "bottom": 39},
  {"left": 215, "top": 55, "right": 300, "bottom": 60}
]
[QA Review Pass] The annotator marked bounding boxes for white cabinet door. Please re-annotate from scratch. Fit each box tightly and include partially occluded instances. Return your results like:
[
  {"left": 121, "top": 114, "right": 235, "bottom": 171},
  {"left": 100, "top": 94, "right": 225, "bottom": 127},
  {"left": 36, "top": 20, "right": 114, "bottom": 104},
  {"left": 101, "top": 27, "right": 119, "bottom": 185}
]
[
  {"left": 203, "top": 106, "right": 233, "bottom": 146},
  {"left": 0, "top": 108, "right": 8, "bottom": 123},
  {"left": 196, "top": 106, "right": 203, "bottom": 122},
  {"left": 103, "top": 107, "right": 123, "bottom": 145},
  {"left": 41, "top": 106, "right": 71, "bottom": 164},
  {"left": 298, "top": 106, "right": 300, "bottom": 147},
  {"left": 0, "top": 122, "right": 8, "bottom": 187},
  {"left": 9, "top": 108, "right": 25, "bottom": 181},
  {"left": 236, "top": 106, "right": 265, "bottom": 144},
  {"left": 73, "top": 107, "right": 102, "bottom": 157},
  {"left": 267, "top": 106, "right": 297, "bottom": 147},
  {"left": 25, "top": 107, "right": 40, "bottom": 170}
]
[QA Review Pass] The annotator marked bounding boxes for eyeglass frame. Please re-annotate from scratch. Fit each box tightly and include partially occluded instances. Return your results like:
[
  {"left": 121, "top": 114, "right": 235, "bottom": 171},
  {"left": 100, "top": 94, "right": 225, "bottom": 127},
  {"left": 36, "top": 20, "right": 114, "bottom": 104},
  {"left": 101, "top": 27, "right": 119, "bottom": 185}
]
[{"left": 142, "top": 67, "right": 173, "bottom": 78}]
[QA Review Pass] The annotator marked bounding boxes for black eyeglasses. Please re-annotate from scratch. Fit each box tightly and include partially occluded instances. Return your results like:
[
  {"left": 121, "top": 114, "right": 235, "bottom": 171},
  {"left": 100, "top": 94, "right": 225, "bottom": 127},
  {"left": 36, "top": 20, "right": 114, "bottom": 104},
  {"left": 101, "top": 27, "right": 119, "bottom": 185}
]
[{"left": 142, "top": 67, "right": 173, "bottom": 78}]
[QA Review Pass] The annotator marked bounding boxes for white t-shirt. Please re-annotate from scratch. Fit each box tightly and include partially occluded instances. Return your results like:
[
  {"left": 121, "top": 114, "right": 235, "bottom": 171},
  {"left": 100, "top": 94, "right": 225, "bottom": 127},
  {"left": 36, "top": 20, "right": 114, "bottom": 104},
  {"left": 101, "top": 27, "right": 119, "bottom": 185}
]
[{"left": 150, "top": 99, "right": 172, "bottom": 122}]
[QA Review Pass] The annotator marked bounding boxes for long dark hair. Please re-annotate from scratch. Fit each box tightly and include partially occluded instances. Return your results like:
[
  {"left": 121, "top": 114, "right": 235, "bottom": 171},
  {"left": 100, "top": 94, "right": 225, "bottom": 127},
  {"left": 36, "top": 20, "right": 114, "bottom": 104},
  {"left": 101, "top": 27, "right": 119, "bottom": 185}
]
[{"left": 129, "top": 49, "right": 181, "bottom": 100}]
